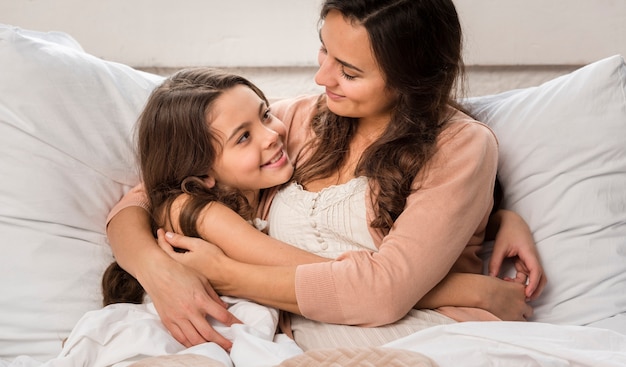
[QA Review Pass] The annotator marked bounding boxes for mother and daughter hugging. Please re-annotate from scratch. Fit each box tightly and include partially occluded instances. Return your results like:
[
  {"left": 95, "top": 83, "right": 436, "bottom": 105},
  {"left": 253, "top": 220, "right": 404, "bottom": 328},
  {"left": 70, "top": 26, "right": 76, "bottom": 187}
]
[{"left": 102, "top": 0, "right": 547, "bottom": 354}]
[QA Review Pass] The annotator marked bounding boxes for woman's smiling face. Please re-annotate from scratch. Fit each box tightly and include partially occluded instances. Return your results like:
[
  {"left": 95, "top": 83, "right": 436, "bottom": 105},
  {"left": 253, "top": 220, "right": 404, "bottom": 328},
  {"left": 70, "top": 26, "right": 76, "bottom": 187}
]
[{"left": 314, "top": 9, "right": 397, "bottom": 126}]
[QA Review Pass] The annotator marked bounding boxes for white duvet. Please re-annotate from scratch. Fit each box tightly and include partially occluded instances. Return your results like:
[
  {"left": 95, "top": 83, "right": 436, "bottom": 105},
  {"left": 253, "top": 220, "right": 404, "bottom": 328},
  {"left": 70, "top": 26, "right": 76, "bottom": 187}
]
[{"left": 2, "top": 300, "right": 625, "bottom": 367}]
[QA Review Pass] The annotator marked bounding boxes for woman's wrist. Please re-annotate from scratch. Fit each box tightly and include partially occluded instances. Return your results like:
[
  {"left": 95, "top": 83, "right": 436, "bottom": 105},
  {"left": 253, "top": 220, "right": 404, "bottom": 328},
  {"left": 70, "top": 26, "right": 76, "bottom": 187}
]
[
  {"left": 134, "top": 246, "right": 180, "bottom": 292},
  {"left": 208, "top": 255, "right": 242, "bottom": 296}
]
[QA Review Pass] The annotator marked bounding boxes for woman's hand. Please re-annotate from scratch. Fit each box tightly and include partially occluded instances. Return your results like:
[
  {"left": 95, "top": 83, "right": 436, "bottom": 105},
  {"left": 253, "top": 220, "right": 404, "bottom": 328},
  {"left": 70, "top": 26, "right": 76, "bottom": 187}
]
[
  {"left": 106, "top": 205, "right": 240, "bottom": 350},
  {"left": 488, "top": 209, "right": 547, "bottom": 300},
  {"left": 156, "top": 229, "right": 229, "bottom": 282},
  {"left": 139, "top": 230, "right": 241, "bottom": 350}
]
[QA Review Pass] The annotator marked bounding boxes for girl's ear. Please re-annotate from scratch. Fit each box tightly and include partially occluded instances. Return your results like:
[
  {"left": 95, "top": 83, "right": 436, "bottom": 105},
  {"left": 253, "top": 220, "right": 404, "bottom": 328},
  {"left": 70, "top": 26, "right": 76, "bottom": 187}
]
[{"left": 203, "top": 175, "right": 216, "bottom": 188}]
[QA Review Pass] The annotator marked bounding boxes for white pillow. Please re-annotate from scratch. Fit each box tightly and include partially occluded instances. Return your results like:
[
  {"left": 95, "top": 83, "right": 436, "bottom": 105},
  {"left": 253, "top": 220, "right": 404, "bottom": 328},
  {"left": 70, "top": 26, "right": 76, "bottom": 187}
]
[
  {"left": 0, "top": 24, "right": 163, "bottom": 360},
  {"left": 464, "top": 55, "right": 626, "bottom": 331}
]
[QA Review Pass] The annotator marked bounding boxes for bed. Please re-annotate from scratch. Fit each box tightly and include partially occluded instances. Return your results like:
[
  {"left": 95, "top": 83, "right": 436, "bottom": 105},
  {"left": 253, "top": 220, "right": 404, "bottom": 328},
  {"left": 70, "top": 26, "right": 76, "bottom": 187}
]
[{"left": 1, "top": 24, "right": 625, "bottom": 367}]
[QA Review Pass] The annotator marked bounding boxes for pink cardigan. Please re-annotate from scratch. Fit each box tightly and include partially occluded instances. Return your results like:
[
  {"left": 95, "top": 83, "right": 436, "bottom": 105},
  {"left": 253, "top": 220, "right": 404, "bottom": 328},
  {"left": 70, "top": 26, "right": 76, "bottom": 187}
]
[{"left": 108, "top": 94, "right": 500, "bottom": 326}]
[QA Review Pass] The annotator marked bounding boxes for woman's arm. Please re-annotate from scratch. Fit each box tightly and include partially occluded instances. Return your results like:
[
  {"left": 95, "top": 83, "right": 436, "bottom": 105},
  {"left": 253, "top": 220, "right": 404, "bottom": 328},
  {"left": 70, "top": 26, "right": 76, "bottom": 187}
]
[
  {"left": 161, "top": 229, "right": 535, "bottom": 321},
  {"left": 106, "top": 192, "right": 239, "bottom": 350},
  {"left": 163, "top": 194, "right": 546, "bottom": 322},
  {"left": 169, "top": 196, "right": 538, "bottom": 320}
]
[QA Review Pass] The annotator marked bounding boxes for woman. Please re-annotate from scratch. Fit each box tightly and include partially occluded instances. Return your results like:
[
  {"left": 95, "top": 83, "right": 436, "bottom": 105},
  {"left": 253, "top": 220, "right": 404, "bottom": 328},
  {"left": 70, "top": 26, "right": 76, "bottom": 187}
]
[{"left": 108, "top": 0, "right": 545, "bottom": 351}]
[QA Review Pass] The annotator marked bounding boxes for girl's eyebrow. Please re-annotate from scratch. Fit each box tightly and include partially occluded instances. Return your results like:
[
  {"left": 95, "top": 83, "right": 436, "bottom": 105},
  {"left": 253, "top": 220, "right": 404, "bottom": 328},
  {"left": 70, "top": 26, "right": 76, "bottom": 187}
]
[
  {"left": 226, "top": 101, "right": 266, "bottom": 142},
  {"left": 227, "top": 121, "right": 250, "bottom": 142},
  {"left": 319, "top": 31, "right": 364, "bottom": 74}
]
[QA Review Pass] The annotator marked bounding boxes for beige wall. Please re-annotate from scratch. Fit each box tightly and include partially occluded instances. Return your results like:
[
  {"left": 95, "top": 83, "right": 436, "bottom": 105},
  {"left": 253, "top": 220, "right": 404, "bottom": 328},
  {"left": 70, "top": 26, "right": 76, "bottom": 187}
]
[
  {"left": 456, "top": 0, "right": 626, "bottom": 66},
  {"left": 2, "top": 0, "right": 624, "bottom": 97}
]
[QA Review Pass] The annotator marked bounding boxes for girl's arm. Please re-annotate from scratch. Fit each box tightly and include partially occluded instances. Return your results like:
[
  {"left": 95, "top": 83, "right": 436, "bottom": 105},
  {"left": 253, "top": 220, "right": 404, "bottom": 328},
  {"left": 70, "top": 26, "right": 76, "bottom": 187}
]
[
  {"left": 158, "top": 229, "right": 302, "bottom": 313},
  {"left": 485, "top": 209, "right": 547, "bottom": 300},
  {"left": 415, "top": 272, "right": 532, "bottom": 321},
  {"left": 167, "top": 195, "right": 327, "bottom": 266}
]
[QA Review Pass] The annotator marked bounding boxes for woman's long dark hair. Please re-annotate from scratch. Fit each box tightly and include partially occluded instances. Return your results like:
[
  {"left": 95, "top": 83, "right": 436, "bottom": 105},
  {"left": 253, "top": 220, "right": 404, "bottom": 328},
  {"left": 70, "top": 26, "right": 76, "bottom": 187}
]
[
  {"left": 102, "top": 68, "right": 269, "bottom": 306},
  {"left": 294, "top": 0, "right": 465, "bottom": 233}
]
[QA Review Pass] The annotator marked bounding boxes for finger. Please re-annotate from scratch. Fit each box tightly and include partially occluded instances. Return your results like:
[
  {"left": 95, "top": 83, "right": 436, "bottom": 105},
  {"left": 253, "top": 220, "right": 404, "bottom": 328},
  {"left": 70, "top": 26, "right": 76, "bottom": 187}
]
[
  {"left": 522, "top": 263, "right": 542, "bottom": 299},
  {"left": 511, "top": 271, "right": 529, "bottom": 285},
  {"left": 512, "top": 259, "right": 540, "bottom": 298},
  {"left": 527, "top": 273, "right": 548, "bottom": 301},
  {"left": 190, "top": 313, "right": 233, "bottom": 352},
  {"left": 203, "top": 282, "right": 230, "bottom": 310},
  {"left": 164, "top": 230, "right": 194, "bottom": 251},
  {"left": 156, "top": 229, "right": 176, "bottom": 254},
  {"left": 203, "top": 297, "right": 242, "bottom": 326},
  {"left": 523, "top": 304, "right": 534, "bottom": 320},
  {"left": 163, "top": 319, "right": 192, "bottom": 348},
  {"left": 178, "top": 318, "right": 213, "bottom": 347},
  {"left": 516, "top": 252, "right": 542, "bottom": 298}
]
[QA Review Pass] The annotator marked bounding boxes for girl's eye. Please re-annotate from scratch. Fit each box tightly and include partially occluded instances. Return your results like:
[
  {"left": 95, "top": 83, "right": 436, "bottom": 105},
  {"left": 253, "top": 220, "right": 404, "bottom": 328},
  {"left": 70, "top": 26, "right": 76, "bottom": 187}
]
[
  {"left": 236, "top": 131, "right": 250, "bottom": 144},
  {"left": 319, "top": 45, "right": 328, "bottom": 55},
  {"left": 341, "top": 69, "right": 356, "bottom": 80},
  {"left": 261, "top": 108, "right": 272, "bottom": 123}
]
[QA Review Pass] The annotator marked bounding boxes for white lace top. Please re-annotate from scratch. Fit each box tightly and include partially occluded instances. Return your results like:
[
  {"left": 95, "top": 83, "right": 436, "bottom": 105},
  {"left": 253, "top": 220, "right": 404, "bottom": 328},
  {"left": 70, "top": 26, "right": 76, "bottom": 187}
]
[{"left": 267, "top": 176, "right": 377, "bottom": 258}]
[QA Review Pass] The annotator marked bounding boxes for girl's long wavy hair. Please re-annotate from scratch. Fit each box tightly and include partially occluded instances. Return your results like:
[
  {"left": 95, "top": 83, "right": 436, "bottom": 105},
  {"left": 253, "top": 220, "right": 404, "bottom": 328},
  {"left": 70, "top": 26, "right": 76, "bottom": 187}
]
[
  {"left": 102, "top": 68, "right": 269, "bottom": 306},
  {"left": 294, "top": 0, "right": 466, "bottom": 234}
]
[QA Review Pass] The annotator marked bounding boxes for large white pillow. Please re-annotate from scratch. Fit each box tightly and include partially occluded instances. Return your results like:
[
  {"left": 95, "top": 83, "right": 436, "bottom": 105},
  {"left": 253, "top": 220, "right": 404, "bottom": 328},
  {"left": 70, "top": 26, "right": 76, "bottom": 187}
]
[
  {"left": 464, "top": 55, "right": 626, "bottom": 331},
  {"left": 0, "top": 24, "right": 163, "bottom": 361}
]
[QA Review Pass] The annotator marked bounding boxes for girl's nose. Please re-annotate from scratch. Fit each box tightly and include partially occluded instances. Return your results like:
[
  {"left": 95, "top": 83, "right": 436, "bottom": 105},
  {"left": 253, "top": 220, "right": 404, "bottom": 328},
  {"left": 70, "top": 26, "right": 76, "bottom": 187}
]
[{"left": 262, "top": 126, "right": 280, "bottom": 149}]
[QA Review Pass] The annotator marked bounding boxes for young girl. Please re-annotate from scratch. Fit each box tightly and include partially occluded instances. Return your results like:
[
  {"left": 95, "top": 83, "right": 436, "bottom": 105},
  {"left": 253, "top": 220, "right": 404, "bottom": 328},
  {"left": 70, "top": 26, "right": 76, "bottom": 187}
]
[{"left": 102, "top": 67, "right": 326, "bottom": 307}]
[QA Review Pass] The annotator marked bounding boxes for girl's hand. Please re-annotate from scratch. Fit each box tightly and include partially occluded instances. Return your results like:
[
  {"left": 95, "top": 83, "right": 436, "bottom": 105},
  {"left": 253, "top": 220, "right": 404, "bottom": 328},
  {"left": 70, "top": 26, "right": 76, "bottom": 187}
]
[
  {"left": 489, "top": 210, "right": 547, "bottom": 300},
  {"left": 479, "top": 275, "right": 533, "bottom": 321}
]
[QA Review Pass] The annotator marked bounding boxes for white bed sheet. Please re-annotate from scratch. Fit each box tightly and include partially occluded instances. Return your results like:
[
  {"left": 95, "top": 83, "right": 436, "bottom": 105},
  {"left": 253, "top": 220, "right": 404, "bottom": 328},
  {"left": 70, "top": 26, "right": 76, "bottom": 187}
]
[{"left": 2, "top": 303, "right": 625, "bottom": 367}]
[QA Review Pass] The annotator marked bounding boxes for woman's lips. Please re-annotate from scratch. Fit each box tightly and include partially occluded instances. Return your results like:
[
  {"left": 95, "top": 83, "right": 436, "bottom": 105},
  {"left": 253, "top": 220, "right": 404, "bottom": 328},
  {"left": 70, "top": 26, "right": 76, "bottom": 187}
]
[{"left": 325, "top": 88, "right": 343, "bottom": 101}]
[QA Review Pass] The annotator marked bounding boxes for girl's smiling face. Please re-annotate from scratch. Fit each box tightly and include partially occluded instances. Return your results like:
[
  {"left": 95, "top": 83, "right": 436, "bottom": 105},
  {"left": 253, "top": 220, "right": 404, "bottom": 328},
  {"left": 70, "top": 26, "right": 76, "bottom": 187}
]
[{"left": 208, "top": 85, "right": 293, "bottom": 204}]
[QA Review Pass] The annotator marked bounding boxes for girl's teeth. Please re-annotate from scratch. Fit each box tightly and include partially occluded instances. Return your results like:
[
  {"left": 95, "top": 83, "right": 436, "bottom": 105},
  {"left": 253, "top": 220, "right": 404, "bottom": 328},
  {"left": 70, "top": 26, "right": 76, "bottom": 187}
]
[{"left": 270, "top": 151, "right": 282, "bottom": 164}]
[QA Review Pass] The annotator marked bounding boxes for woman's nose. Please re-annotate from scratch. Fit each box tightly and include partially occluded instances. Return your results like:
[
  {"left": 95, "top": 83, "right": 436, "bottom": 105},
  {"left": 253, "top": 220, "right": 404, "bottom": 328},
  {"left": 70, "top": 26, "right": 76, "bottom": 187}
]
[{"left": 315, "top": 55, "right": 333, "bottom": 87}]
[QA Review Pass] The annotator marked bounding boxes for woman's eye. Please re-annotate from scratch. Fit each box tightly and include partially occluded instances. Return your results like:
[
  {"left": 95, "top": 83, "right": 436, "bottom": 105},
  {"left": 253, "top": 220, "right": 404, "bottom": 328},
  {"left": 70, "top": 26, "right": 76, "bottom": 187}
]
[
  {"left": 236, "top": 131, "right": 250, "bottom": 144},
  {"left": 341, "top": 69, "right": 356, "bottom": 81}
]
